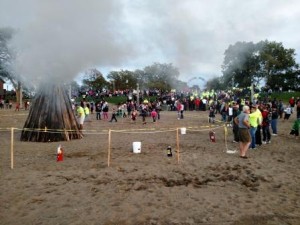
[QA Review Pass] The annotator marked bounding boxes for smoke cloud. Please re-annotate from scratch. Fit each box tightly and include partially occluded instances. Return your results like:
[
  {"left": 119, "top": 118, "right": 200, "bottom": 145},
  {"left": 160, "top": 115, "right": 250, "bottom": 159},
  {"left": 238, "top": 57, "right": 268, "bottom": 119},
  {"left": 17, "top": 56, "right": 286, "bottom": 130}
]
[
  {"left": 1, "top": 0, "right": 300, "bottom": 86},
  {"left": 5, "top": 0, "right": 135, "bottom": 87}
]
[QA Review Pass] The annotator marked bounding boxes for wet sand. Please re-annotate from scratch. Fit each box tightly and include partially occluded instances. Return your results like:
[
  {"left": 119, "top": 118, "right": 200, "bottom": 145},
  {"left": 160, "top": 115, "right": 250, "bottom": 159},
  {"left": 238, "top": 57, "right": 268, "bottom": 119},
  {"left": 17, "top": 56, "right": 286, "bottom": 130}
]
[{"left": 0, "top": 108, "right": 299, "bottom": 225}]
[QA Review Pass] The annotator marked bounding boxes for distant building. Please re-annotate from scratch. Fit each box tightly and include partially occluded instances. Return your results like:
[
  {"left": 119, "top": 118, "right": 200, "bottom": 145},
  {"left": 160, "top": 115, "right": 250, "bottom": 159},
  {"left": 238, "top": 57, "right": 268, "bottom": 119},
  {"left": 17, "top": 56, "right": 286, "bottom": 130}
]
[{"left": 0, "top": 78, "right": 5, "bottom": 99}]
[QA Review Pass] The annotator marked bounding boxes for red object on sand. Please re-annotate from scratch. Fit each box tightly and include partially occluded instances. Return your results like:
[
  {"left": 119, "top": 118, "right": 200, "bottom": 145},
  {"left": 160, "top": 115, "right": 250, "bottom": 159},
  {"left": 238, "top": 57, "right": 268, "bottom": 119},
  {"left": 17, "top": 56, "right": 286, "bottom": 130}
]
[
  {"left": 57, "top": 145, "right": 64, "bottom": 162},
  {"left": 209, "top": 131, "right": 216, "bottom": 142}
]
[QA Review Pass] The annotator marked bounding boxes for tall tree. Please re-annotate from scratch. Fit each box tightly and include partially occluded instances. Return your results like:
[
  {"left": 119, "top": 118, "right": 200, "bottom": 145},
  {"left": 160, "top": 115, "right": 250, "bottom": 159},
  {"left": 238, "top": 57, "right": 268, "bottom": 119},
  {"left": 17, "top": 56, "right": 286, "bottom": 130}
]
[
  {"left": 142, "top": 62, "right": 180, "bottom": 92},
  {"left": 107, "top": 70, "right": 137, "bottom": 91},
  {"left": 259, "top": 40, "right": 299, "bottom": 91},
  {"left": 222, "top": 41, "right": 261, "bottom": 88},
  {"left": 0, "top": 27, "right": 23, "bottom": 104},
  {"left": 205, "top": 76, "right": 224, "bottom": 91},
  {"left": 222, "top": 40, "right": 299, "bottom": 91},
  {"left": 82, "top": 68, "right": 109, "bottom": 91}
]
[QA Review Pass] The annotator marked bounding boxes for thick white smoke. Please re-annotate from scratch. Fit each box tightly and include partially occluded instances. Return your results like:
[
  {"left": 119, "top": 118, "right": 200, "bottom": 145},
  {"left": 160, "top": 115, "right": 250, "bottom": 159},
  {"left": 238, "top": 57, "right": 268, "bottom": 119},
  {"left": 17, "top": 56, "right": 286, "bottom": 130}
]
[
  {"left": 1, "top": 0, "right": 299, "bottom": 87},
  {"left": 7, "top": 0, "right": 135, "bottom": 87}
]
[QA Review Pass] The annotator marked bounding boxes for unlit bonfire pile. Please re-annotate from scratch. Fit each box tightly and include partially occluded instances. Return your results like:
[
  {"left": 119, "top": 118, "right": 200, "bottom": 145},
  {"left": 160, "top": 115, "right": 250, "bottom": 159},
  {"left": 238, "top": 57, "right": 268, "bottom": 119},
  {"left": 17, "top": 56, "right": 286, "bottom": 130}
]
[{"left": 21, "top": 84, "right": 82, "bottom": 142}]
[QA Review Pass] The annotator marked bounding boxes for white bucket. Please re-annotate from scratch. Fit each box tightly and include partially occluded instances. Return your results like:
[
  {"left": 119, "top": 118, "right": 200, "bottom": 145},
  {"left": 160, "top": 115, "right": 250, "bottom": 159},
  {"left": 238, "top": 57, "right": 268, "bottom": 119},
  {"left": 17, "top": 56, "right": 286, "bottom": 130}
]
[
  {"left": 180, "top": 127, "right": 186, "bottom": 135},
  {"left": 132, "top": 142, "right": 141, "bottom": 153}
]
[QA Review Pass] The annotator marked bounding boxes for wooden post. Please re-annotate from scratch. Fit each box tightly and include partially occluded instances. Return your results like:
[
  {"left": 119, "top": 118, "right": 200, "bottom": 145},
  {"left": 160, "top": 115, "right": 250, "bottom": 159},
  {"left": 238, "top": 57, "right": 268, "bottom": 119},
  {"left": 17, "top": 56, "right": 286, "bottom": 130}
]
[
  {"left": 11, "top": 128, "right": 14, "bottom": 169},
  {"left": 108, "top": 129, "right": 112, "bottom": 167},
  {"left": 176, "top": 128, "right": 180, "bottom": 164},
  {"left": 224, "top": 125, "right": 228, "bottom": 152}
]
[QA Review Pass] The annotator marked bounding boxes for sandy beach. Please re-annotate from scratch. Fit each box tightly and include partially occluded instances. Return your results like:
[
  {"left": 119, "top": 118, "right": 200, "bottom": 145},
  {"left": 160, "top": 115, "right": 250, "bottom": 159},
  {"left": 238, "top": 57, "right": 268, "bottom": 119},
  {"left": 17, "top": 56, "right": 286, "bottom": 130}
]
[{"left": 0, "top": 108, "right": 299, "bottom": 225}]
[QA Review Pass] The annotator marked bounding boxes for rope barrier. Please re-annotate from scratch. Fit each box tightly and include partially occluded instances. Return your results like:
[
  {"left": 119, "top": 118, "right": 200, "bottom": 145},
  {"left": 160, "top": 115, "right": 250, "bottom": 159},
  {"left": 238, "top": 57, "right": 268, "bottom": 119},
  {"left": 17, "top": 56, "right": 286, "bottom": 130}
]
[
  {"left": 1, "top": 122, "right": 232, "bottom": 169},
  {"left": 0, "top": 124, "right": 223, "bottom": 134}
]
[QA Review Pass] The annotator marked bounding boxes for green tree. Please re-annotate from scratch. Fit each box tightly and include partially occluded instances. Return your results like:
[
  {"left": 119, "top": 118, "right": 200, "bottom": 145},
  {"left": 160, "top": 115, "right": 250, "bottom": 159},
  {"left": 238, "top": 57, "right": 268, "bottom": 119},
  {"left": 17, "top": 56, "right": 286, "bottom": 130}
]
[
  {"left": 205, "top": 76, "right": 224, "bottom": 91},
  {"left": 259, "top": 40, "right": 299, "bottom": 91},
  {"left": 107, "top": 70, "right": 137, "bottom": 91},
  {"left": 222, "top": 41, "right": 261, "bottom": 88},
  {"left": 82, "top": 68, "right": 109, "bottom": 91},
  {"left": 142, "top": 62, "right": 180, "bottom": 92},
  {"left": 222, "top": 40, "right": 299, "bottom": 91},
  {"left": 0, "top": 27, "right": 23, "bottom": 104}
]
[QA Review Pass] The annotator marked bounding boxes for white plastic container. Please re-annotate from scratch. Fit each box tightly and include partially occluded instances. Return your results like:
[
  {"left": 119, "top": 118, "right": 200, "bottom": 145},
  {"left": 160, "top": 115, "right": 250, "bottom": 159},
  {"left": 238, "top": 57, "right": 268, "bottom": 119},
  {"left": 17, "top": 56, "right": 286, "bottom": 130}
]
[
  {"left": 132, "top": 142, "right": 141, "bottom": 153},
  {"left": 180, "top": 127, "right": 186, "bottom": 135}
]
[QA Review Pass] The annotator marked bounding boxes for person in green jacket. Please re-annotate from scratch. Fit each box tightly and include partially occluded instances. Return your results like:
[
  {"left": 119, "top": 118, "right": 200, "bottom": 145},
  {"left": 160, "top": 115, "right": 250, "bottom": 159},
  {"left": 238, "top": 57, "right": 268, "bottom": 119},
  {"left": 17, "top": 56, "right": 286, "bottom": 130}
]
[{"left": 290, "top": 118, "right": 300, "bottom": 137}]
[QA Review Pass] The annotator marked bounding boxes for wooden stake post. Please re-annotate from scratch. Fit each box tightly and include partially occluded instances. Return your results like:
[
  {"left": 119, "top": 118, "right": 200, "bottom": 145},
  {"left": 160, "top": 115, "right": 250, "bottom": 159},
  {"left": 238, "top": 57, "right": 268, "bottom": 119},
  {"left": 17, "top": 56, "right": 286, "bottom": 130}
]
[
  {"left": 108, "top": 129, "right": 111, "bottom": 167},
  {"left": 11, "top": 128, "right": 14, "bottom": 169},
  {"left": 176, "top": 128, "right": 180, "bottom": 164}
]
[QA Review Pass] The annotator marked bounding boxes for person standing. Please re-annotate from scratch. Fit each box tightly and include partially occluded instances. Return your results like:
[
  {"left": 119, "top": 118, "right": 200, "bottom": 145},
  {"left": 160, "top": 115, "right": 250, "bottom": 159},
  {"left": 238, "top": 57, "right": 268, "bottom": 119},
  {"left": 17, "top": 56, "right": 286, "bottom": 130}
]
[
  {"left": 296, "top": 98, "right": 300, "bottom": 119},
  {"left": 109, "top": 108, "right": 118, "bottom": 122},
  {"left": 102, "top": 101, "right": 109, "bottom": 120},
  {"left": 76, "top": 103, "right": 85, "bottom": 133},
  {"left": 232, "top": 102, "right": 240, "bottom": 143},
  {"left": 95, "top": 102, "right": 102, "bottom": 120},
  {"left": 249, "top": 105, "right": 261, "bottom": 149},
  {"left": 289, "top": 97, "right": 295, "bottom": 113},
  {"left": 262, "top": 105, "right": 272, "bottom": 144},
  {"left": 151, "top": 109, "right": 158, "bottom": 122},
  {"left": 284, "top": 105, "right": 292, "bottom": 120},
  {"left": 84, "top": 103, "right": 91, "bottom": 122},
  {"left": 234, "top": 105, "right": 251, "bottom": 158},
  {"left": 271, "top": 106, "right": 279, "bottom": 135}
]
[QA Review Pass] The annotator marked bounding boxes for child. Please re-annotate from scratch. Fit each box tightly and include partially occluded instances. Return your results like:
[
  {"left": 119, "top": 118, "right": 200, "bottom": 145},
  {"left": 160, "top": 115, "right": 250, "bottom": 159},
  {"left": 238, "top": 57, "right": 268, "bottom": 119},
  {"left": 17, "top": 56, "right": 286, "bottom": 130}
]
[
  {"left": 208, "top": 106, "right": 215, "bottom": 123},
  {"left": 151, "top": 109, "right": 158, "bottom": 122},
  {"left": 131, "top": 110, "right": 137, "bottom": 122},
  {"left": 284, "top": 105, "right": 292, "bottom": 120},
  {"left": 109, "top": 108, "right": 118, "bottom": 122},
  {"left": 289, "top": 118, "right": 300, "bottom": 138}
]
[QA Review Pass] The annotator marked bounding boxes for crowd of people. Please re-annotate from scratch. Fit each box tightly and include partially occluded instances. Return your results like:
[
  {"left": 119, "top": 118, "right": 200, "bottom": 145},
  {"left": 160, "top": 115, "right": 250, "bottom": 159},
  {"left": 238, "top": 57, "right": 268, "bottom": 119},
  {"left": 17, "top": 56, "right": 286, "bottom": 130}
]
[{"left": 206, "top": 96, "right": 300, "bottom": 159}]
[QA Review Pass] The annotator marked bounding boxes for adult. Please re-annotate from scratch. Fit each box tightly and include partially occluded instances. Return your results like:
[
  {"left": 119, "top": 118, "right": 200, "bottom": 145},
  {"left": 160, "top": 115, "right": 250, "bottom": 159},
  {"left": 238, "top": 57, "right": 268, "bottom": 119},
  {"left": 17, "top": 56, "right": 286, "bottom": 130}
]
[
  {"left": 234, "top": 105, "right": 251, "bottom": 158},
  {"left": 249, "top": 104, "right": 262, "bottom": 149},
  {"left": 95, "top": 102, "right": 102, "bottom": 120},
  {"left": 271, "top": 106, "right": 279, "bottom": 135},
  {"left": 289, "top": 97, "right": 295, "bottom": 113},
  {"left": 76, "top": 103, "right": 85, "bottom": 132},
  {"left": 84, "top": 103, "right": 91, "bottom": 122},
  {"left": 261, "top": 105, "right": 271, "bottom": 144},
  {"left": 232, "top": 102, "right": 240, "bottom": 143},
  {"left": 102, "top": 101, "right": 109, "bottom": 120},
  {"left": 296, "top": 98, "right": 300, "bottom": 119}
]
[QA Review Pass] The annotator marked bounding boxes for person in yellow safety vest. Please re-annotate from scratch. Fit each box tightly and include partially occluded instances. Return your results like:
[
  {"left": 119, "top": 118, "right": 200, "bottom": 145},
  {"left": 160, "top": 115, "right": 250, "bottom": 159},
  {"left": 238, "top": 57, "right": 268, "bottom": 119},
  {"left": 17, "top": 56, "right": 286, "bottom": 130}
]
[
  {"left": 84, "top": 103, "right": 91, "bottom": 122},
  {"left": 248, "top": 104, "right": 262, "bottom": 149},
  {"left": 76, "top": 103, "right": 85, "bottom": 132}
]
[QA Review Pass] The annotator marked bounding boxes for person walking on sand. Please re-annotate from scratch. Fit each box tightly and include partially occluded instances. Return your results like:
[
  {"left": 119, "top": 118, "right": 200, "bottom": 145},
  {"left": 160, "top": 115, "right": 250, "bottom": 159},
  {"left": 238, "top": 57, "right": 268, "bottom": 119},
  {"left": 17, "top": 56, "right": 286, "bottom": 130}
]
[
  {"left": 151, "top": 109, "right": 157, "bottom": 122},
  {"left": 109, "top": 108, "right": 118, "bottom": 122},
  {"left": 102, "top": 101, "right": 109, "bottom": 120},
  {"left": 131, "top": 109, "right": 138, "bottom": 123},
  {"left": 84, "top": 103, "right": 91, "bottom": 122},
  {"left": 76, "top": 103, "right": 85, "bottom": 133},
  {"left": 234, "top": 105, "right": 251, "bottom": 158}
]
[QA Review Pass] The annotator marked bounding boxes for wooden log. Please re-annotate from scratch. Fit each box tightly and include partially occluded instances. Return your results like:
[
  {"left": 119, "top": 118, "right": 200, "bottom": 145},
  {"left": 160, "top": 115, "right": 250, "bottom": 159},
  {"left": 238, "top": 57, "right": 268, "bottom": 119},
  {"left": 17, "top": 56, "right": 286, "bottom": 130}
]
[{"left": 21, "top": 84, "right": 82, "bottom": 142}]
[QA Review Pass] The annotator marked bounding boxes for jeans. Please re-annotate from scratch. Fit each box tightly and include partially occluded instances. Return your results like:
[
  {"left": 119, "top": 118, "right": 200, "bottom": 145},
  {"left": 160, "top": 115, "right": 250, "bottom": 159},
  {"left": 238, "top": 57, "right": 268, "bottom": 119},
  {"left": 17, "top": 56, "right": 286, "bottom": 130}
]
[
  {"left": 262, "top": 126, "right": 271, "bottom": 142},
  {"left": 250, "top": 127, "right": 257, "bottom": 148},
  {"left": 271, "top": 119, "right": 277, "bottom": 134}
]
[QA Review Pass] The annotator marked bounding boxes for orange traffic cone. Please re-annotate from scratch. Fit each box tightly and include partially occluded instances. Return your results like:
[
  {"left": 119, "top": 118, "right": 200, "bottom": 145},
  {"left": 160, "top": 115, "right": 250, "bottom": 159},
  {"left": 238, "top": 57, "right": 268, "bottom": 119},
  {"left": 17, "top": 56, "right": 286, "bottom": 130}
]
[{"left": 57, "top": 145, "right": 64, "bottom": 162}]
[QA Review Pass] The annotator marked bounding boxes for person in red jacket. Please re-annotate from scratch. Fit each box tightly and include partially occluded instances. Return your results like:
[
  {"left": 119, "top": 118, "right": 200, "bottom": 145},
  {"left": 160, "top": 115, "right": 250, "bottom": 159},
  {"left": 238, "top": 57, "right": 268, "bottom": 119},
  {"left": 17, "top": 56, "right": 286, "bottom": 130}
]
[{"left": 289, "top": 97, "right": 295, "bottom": 113}]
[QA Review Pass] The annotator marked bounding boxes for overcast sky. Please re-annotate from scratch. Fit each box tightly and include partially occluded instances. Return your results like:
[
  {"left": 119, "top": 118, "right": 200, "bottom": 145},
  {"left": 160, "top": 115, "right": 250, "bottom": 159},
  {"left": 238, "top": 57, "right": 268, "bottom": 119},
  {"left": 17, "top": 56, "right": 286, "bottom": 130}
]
[{"left": 1, "top": 0, "right": 300, "bottom": 87}]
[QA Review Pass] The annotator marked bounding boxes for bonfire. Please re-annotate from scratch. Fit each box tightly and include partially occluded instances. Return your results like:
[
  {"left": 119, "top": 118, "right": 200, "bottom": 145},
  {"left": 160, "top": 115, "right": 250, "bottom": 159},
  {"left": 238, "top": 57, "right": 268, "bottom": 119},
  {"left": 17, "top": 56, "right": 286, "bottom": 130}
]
[{"left": 20, "top": 84, "right": 82, "bottom": 142}]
